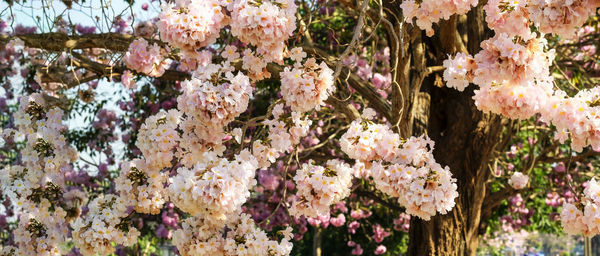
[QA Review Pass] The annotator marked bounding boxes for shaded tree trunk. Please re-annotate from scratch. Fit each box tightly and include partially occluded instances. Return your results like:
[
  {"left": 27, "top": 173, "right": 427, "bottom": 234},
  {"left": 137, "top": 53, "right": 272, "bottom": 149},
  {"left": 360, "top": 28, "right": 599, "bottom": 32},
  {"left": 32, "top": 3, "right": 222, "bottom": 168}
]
[
  {"left": 374, "top": 0, "right": 504, "bottom": 254},
  {"left": 407, "top": 86, "right": 503, "bottom": 256}
]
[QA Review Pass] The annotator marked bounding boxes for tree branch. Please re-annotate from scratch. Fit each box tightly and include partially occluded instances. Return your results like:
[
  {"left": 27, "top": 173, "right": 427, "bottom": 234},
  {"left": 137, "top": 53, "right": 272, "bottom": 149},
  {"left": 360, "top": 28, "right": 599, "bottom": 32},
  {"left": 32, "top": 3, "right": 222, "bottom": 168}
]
[{"left": 0, "top": 32, "right": 165, "bottom": 52}]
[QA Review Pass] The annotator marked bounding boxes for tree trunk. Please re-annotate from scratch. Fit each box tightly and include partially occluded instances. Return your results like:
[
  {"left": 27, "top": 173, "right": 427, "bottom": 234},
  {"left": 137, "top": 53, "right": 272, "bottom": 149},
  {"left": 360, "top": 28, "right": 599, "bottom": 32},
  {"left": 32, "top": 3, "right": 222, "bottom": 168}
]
[
  {"left": 407, "top": 86, "right": 504, "bottom": 256},
  {"left": 377, "top": 0, "right": 499, "bottom": 254}
]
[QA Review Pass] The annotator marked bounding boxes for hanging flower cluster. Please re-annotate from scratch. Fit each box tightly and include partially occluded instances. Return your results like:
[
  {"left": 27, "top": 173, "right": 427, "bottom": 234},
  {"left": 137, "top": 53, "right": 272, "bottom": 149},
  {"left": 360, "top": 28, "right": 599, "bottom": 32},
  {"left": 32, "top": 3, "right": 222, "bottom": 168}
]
[
  {"left": 280, "top": 53, "right": 335, "bottom": 113},
  {"left": 288, "top": 159, "right": 354, "bottom": 218},
  {"left": 115, "top": 159, "right": 168, "bottom": 214},
  {"left": 172, "top": 214, "right": 293, "bottom": 256},
  {"left": 1, "top": 94, "right": 79, "bottom": 255},
  {"left": 230, "top": 0, "right": 297, "bottom": 62},
  {"left": 560, "top": 179, "right": 600, "bottom": 236},
  {"left": 508, "top": 171, "right": 529, "bottom": 189},
  {"left": 177, "top": 62, "right": 252, "bottom": 145},
  {"left": 123, "top": 38, "right": 171, "bottom": 77},
  {"left": 168, "top": 150, "right": 259, "bottom": 226},
  {"left": 370, "top": 136, "right": 458, "bottom": 220},
  {"left": 339, "top": 108, "right": 402, "bottom": 162},
  {"left": 340, "top": 109, "right": 459, "bottom": 220},
  {"left": 157, "top": 0, "right": 228, "bottom": 56},
  {"left": 400, "top": 0, "right": 478, "bottom": 36},
  {"left": 135, "top": 109, "right": 181, "bottom": 170},
  {"left": 71, "top": 195, "right": 140, "bottom": 256}
]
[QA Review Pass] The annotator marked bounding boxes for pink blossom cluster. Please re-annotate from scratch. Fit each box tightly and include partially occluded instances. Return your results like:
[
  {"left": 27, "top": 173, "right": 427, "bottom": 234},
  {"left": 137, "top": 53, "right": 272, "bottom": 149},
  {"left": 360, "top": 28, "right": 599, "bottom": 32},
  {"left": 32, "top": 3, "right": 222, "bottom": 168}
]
[
  {"left": 280, "top": 56, "right": 335, "bottom": 112},
  {"left": 340, "top": 108, "right": 402, "bottom": 162},
  {"left": 540, "top": 88, "right": 600, "bottom": 152},
  {"left": 242, "top": 48, "right": 271, "bottom": 81},
  {"left": 157, "top": 0, "right": 227, "bottom": 56},
  {"left": 10, "top": 204, "right": 68, "bottom": 255},
  {"left": 172, "top": 214, "right": 293, "bottom": 256},
  {"left": 528, "top": 0, "right": 599, "bottom": 38},
  {"left": 288, "top": 160, "right": 354, "bottom": 218},
  {"left": 177, "top": 63, "right": 252, "bottom": 145},
  {"left": 400, "top": 0, "right": 478, "bottom": 36},
  {"left": 442, "top": 52, "right": 475, "bottom": 92},
  {"left": 340, "top": 109, "right": 458, "bottom": 220},
  {"left": 135, "top": 109, "right": 181, "bottom": 170},
  {"left": 0, "top": 94, "right": 83, "bottom": 255},
  {"left": 508, "top": 171, "right": 529, "bottom": 189},
  {"left": 444, "top": 34, "right": 555, "bottom": 120},
  {"left": 561, "top": 179, "right": 600, "bottom": 236},
  {"left": 499, "top": 194, "right": 534, "bottom": 232},
  {"left": 115, "top": 159, "right": 168, "bottom": 214},
  {"left": 168, "top": 150, "right": 258, "bottom": 226},
  {"left": 230, "top": 0, "right": 297, "bottom": 62},
  {"left": 71, "top": 195, "right": 140, "bottom": 256},
  {"left": 263, "top": 104, "right": 312, "bottom": 154},
  {"left": 483, "top": 0, "right": 532, "bottom": 40},
  {"left": 123, "top": 38, "right": 170, "bottom": 77},
  {"left": 370, "top": 136, "right": 458, "bottom": 220}
]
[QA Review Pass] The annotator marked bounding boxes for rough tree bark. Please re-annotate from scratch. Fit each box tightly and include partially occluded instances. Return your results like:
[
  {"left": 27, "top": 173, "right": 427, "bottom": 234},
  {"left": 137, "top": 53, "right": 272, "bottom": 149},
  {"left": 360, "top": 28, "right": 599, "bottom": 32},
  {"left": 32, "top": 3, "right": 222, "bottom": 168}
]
[{"left": 377, "top": 0, "right": 507, "bottom": 255}]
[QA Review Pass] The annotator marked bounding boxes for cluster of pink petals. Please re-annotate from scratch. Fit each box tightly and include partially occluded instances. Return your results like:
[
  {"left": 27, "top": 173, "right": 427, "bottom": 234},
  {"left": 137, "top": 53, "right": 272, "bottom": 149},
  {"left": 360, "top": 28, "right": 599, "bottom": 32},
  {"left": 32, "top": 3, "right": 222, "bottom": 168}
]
[
  {"left": 168, "top": 150, "right": 259, "bottom": 226},
  {"left": 177, "top": 63, "right": 252, "bottom": 144},
  {"left": 289, "top": 160, "right": 353, "bottom": 218},
  {"left": 541, "top": 88, "right": 600, "bottom": 152},
  {"left": 115, "top": 159, "right": 168, "bottom": 214},
  {"left": 444, "top": 34, "right": 555, "bottom": 120},
  {"left": 528, "top": 0, "right": 599, "bottom": 38},
  {"left": 280, "top": 56, "right": 335, "bottom": 112},
  {"left": 340, "top": 108, "right": 402, "bottom": 162},
  {"left": 340, "top": 109, "right": 458, "bottom": 220},
  {"left": 172, "top": 214, "right": 293, "bottom": 256},
  {"left": 230, "top": 0, "right": 297, "bottom": 62},
  {"left": 371, "top": 136, "right": 458, "bottom": 220},
  {"left": 263, "top": 104, "right": 312, "bottom": 154},
  {"left": 561, "top": 179, "right": 600, "bottom": 236},
  {"left": 442, "top": 52, "right": 476, "bottom": 92},
  {"left": 135, "top": 109, "right": 181, "bottom": 170},
  {"left": 473, "top": 33, "right": 554, "bottom": 89},
  {"left": 157, "top": 0, "right": 228, "bottom": 56},
  {"left": 123, "top": 38, "right": 170, "bottom": 77},
  {"left": 400, "top": 0, "right": 478, "bottom": 36},
  {"left": 484, "top": 0, "right": 532, "bottom": 40},
  {"left": 508, "top": 171, "right": 529, "bottom": 189}
]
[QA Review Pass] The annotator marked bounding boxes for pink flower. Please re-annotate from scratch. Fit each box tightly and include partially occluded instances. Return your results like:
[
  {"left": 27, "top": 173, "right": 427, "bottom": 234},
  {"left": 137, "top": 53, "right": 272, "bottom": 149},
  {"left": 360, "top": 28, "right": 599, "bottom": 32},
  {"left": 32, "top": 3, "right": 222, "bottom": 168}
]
[
  {"left": 372, "top": 224, "right": 391, "bottom": 243},
  {"left": 121, "top": 70, "right": 136, "bottom": 90},
  {"left": 330, "top": 214, "right": 346, "bottom": 227},
  {"left": 351, "top": 244, "right": 363, "bottom": 255},
  {"left": 348, "top": 221, "right": 360, "bottom": 234},
  {"left": 508, "top": 172, "right": 529, "bottom": 190},
  {"left": 374, "top": 245, "right": 387, "bottom": 255},
  {"left": 123, "top": 38, "right": 170, "bottom": 77}
]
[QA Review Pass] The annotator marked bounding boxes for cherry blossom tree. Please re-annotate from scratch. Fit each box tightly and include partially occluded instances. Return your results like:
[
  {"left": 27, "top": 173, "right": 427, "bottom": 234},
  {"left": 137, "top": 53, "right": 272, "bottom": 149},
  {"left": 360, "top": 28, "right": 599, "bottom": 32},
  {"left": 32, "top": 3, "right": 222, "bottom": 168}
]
[{"left": 0, "top": 0, "right": 600, "bottom": 256}]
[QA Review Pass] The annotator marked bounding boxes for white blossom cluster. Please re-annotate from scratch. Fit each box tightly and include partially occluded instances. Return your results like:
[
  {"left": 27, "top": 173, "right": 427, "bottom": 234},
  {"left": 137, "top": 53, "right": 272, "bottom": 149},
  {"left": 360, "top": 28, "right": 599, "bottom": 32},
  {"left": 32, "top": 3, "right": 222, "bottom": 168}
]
[
  {"left": 280, "top": 56, "right": 335, "bottom": 113},
  {"left": 288, "top": 160, "right": 354, "bottom": 218},
  {"left": 168, "top": 150, "right": 259, "bottom": 226},
  {"left": 339, "top": 108, "right": 402, "bottom": 162},
  {"left": 11, "top": 202, "right": 69, "bottom": 255},
  {"left": 135, "top": 109, "right": 182, "bottom": 170},
  {"left": 71, "top": 195, "right": 140, "bottom": 256},
  {"left": 115, "top": 159, "right": 168, "bottom": 214},
  {"left": 172, "top": 213, "right": 293, "bottom": 256},
  {"left": 341, "top": 109, "right": 459, "bottom": 220},
  {"left": 0, "top": 94, "right": 79, "bottom": 255}
]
